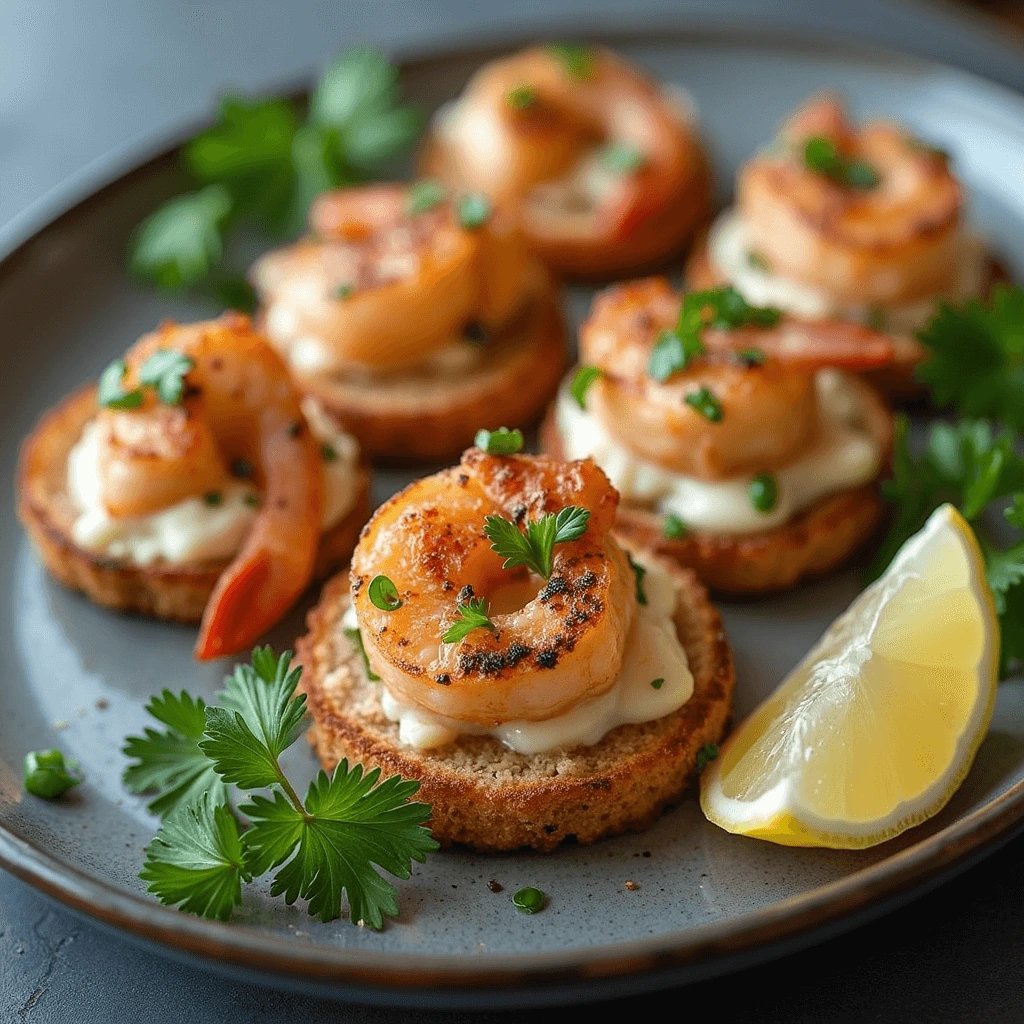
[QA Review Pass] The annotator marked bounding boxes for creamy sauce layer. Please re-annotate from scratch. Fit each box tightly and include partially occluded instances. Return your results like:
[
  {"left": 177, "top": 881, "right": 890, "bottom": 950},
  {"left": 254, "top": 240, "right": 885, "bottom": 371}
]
[
  {"left": 709, "top": 210, "right": 988, "bottom": 334},
  {"left": 555, "top": 370, "right": 881, "bottom": 534},
  {"left": 344, "top": 559, "right": 693, "bottom": 755},
  {"left": 67, "top": 399, "right": 359, "bottom": 567}
]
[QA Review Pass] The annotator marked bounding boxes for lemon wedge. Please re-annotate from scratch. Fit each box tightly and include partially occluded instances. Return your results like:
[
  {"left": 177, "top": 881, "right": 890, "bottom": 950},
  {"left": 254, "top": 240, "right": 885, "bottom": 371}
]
[{"left": 701, "top": 503, "right": 999, "bottom": 849}]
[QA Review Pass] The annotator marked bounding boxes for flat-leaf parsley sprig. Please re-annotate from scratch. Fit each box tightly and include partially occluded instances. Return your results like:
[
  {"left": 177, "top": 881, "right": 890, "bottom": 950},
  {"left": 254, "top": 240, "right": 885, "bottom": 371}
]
[
  {"left": 130, "top": 48, "right": 421, "bottom": 304},
  {"left": 869, "top": 416, "right": 1024, "bottom": 675},
  {"left": 484, "top": 505, "right": 590, "bottom": 579},
  {"left": 130, "top": 647, "right": 437, "bottom": 927},
  {"left": 442, "top": 595, "right": 496, "bottom": 644}
]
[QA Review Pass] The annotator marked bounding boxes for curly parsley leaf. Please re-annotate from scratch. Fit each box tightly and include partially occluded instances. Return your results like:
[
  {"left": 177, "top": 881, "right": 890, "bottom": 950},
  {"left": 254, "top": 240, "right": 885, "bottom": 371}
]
[
  {"left": 122, "top": 691, "right": 229, "bottom": 819},
  {"left": 442, "top": 596, "right": 496, "bottom": 644},
  {"left": 484, "top": 505, "right": 591, "bottom": 578},
  {"left": 240, "top": 761, "right": 437, "bottom": 928},
  {"left": 200, "top": 648, "right": 306, "bottom": 791},
  {"left": 140, "top": 795, "right": 250, "bottom": 921},
  {"left": 917, "top": 285, "right": 1024, "bottom": 431}
]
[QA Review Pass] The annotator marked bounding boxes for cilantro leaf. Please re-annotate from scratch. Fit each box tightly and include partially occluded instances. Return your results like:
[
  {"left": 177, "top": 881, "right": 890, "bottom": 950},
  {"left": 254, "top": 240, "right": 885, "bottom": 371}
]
[
  {"left": 484, "top": 506, "right": 590, "bottom": 578},
  {"left": 917, "top": 285, "right": 1024, "bottom": 431},
  {"left": 123, "top": 690, "right": 229, "bottom": 819},
  {"left": 140, "top": 795, "right": 250, "bottom": 921},
  {"left": 442, "top": 596, "right": 496, "bottom": 644},
  {"left": 138, "top": 350, "right": 194, "bottom": 405},
  {"left": 1006, "top": 494, "right": 1024, "bottom": 529},
  {"left": 129, "top": 185, "right": 233, "bottom": 290},
  {"left": 240, "top": 761, "right": 437, "bottom": 928},
  {"left": 200, "top": 648, "right": 306, "bottom": 790}
]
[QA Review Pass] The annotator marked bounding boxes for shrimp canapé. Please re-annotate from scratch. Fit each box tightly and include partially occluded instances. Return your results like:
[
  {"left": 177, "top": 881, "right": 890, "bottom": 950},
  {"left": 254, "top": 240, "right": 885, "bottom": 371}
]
[
  {"left": 251, "top": 181, "right": 566, "bottom": 462},
  {"left": 420, "top": 44, "right": 711, "bottom": 277},
  {"left": 546, "top": 277, "right": 896, "bottom": 592},
  {"left": 350, "top": 449, "right": 635, "bottom": 726},
  {"left": 686, "top": 93, "right": 994, "bottom": 389},
  {"left": 18, "top": 314, "right": 368, "bottom": 660}
]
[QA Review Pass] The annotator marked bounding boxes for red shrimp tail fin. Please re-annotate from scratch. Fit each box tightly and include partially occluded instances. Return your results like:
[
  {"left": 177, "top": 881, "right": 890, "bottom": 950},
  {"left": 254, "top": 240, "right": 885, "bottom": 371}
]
[{"left": 194, "top": 553, "right": 272, "bottom": 661}]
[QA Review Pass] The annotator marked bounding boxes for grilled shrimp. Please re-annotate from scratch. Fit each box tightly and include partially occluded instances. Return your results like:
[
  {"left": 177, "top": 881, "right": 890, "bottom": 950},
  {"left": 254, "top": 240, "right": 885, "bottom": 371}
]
[
  {"left": 421, "top": 45, "right": 709, "bottom": 267},
  {"left": 579, "top": 278, "right": 893, "bottom": 479},
  {"left": 251, "top": 183, "right": 541, "bottom": 373},
  {"left": 350, "top": 449, "right": 635, "bottom": 726},
  {"left": 95, "top": 314, "right": 323, "bottom": 659},
  {"left": 738, "top": 93, "right": 962, "bottom": 304}
]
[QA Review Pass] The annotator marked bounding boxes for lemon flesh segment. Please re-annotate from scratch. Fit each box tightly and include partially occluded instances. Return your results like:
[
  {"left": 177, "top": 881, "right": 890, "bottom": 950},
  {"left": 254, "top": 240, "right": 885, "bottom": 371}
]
[{"left": 701, "top": 504, "right": 999, "bottom": 849}]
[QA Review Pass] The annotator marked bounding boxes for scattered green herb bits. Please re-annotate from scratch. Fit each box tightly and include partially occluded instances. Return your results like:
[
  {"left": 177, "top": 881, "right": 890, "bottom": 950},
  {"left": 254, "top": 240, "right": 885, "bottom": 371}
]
[
  {"left": 23, "top": 749, "right": 83, "bottom": 799},
  {"left": 570, "top": 365, "right": 602, "bottom": 408},
  {"left": 684, "top": 387, "right": 723, "bottom": 423},
  {"left": 512, "top": 886, "right": 546, "bottom": 914},
  {"left": 475, "top": 427, "right": 524, "bottom": 455},
  {"left": 662, "top": 514, "right": 688, "bottom": 540},
  {"left": 696, "top": 742, "right": 719, "bottom": 772},
  {"left": 368, "top": 574, "right": 403, "bottom": 611},
  {"left": 749, "top": 473, "right": 779, "bottom": 514}
]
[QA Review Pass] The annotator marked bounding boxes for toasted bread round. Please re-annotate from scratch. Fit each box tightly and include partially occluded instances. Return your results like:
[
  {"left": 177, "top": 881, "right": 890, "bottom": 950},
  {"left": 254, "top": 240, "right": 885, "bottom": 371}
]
[
  {"left": 541, "top": 375, "right": 893, "bottom": 595},
  {"left": 17, "top": 386, "right": 371, "bottom": 623},
  {"left": 684, "top": 226, "right": 1002, "bottom": 402},
  {"left": 297, "top": 561, "right": 734, "bottom": 853},
  {"left": 286, "top": 291, "right": 567, "bottom": 464}
]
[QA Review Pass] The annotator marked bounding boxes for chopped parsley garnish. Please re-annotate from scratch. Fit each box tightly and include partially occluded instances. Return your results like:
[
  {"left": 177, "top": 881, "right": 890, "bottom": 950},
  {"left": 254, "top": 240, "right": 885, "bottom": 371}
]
[
  {"left": 139, "top": 349, "right": 195, "bottom": 405},
  {"left": 475, "top": 427, "right": 524, "bottom": 455},
  {"left": 869, "top": 417, "right": 1024, "bottom": 675},
  {"left": 457, "top": 193, "right": 492, "bottom": 230},
  {"left": 134, "top": 648, "right": 436, "bottom": 926},
  {"left": 803, "top": 136, "right": 880, "bottom": 189},
  {"left": 368, "top": 574, "right": 403, "bottom": 611},
  {"left": 684, "top": 386, "right": 723, "bottom": 422},
  {"left": 97, "top": 359, "right": 144, "bottom": 410},
  {"left": 570, "top": 365, "right": 603, "bottom": 408},
  {"left": 333, "top": 283, "right": 353, "bottom": 300},
  {"left": 548, "top": 43, "right": 595, "bottom": 79},
  {"left": 696, "top": 742, "right": 719, "bottom": 772},
  {"left": 406, "top": 180, "right": 446, "bottom": 216},
  {"left": 663, "top": 513, "right": 688, "bottom": 540},
  {"left": 484, "top": 505, "right": 590, "bottom": 579},
  {"left": 749, "top": 473, "right": 778, "bottom": 514},
  {"left": 23, "top": 749, "right": 82, "bottom": 800},
  {"left": 512, "top": 886, "right": 547, "bottom": 913},
  {"left": 600, "top": 143, "right": 646, "bottom": 174},
  {"left": 734, "top": 347, "right": 766, "bottom": 368},
  {"left": 650, "top": 677, "right": 664, "bottom": 690},
  {"left": 321, "top": 442, "right": 338, "bottom": 462},
  {"left": 442, "top": 596, "right": 496, "bottom": 644},
  {"left": 130, "top": 49, "right": 421, "bottom": 296},
  {"left": 506, "top": 85, "right": 538, "bottom": 111},
  {"left": 242, "top": 493, "right": 261, "bottom": 509},
  {"left": 916, "top": 285, "right": 1024, "bottom": 432},
  {"left": 344, "top": 627, "right": 380, "bottom": 681},
  {"left": 648, "top": 287, "right": 780, "bottom": 383},
  {"left": 204, "top": 492, "right": 224, "bottom": 507},
  {"left": 628, "top": 554, "right": 648, "bottom": 606},
  {"left": 230, "top": 457, "right": 254, "bottom": 480},
  {"left": 747, "top": 250, "right": 772, "bottom": 273}
]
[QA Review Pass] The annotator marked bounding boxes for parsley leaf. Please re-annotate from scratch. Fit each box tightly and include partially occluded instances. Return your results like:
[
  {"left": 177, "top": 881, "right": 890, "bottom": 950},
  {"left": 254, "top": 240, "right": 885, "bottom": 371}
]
[
  {"left": 200, "top": 648, "right": 307, "bottom": 791},
  {"left": 474, "top": 427, "right": 524, "bottom": 455},
  {"left": 548, "top": 43, "right": 595, "bottom": 79},
  {"left": 917, "top": 286, "right": 1024, "bottom": 432},
  {"left": 123, "top": 690, "right": 229, "bottom": 819},
  {"left": 138, "top": 350, "right": 194, "bottom": 405},
  {"left": 628, "top": 554, "right": 648, "bottom": 606},
  {"left": 139, "top": 795, "right": 250, "bottom": 921},
  {"left": 97, "top": 359, "right": 143, "bottom": 410},
  {"left": 803, "top": 136, "right": 880, "bottom": 189},
  {"left": 442, "top": 596, "right": 496, "bottom": 643},
  {"left": 129, "top": 185, "right": 233, "bottom": 290},
  {"left": 240, "top": 762, "right": 437, "bottom": 928},
  {"left": 570, "top": 365, "right": 602, "bottom": 408},
  {"left": 484, "top": 506, "right": 591, "bottom": 578}
]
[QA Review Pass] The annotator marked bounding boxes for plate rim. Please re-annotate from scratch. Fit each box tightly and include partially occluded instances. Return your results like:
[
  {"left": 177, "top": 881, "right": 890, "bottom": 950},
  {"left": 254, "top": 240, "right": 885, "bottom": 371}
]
[{"left": 4, "top": 20, "right": 1024, "bottom": 1001}]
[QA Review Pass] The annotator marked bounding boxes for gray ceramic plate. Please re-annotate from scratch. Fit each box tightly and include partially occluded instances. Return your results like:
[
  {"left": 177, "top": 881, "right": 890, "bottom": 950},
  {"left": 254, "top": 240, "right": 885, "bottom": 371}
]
[{"left": 2, "top": 27, "right": 1024, "bottom": 1011}]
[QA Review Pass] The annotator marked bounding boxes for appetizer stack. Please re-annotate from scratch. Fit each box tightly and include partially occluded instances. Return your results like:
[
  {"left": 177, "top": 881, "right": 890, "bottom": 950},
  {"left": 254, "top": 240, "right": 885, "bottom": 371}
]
[{"left": 17, "top": 39, "right": 1015, "bottom": 908}]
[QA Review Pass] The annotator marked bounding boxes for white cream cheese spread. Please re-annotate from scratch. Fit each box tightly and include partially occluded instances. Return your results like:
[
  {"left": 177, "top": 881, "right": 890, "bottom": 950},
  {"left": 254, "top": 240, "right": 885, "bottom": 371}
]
[
  {"left": 67, "top": 398, "right": 359, "bottom": 566},
  {"left": 555, "top": 370, "right": 882, "bottom": 535},
  {"left": 346, "top": 559, "right": 694, "bottom": 755},
  {"left": 708, "top": 209, "right": 988, "bottom": 334}
]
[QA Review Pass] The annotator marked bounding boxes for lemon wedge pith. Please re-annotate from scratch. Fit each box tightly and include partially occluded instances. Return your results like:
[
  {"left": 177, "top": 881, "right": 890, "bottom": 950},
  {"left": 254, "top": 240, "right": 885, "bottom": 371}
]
[{"left": 701, "top": 504, "right": 999, "bottom": 849}]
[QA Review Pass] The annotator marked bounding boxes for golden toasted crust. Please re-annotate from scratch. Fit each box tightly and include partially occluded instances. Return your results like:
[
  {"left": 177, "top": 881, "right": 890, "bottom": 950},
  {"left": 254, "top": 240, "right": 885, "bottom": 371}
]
[
  {"left": 288, "top": 292, "right": 567, "bottom": 464},
  {"left": 297, "top": 561, "right": 734, "bottom": 853},
  {"left": 541, "top": 376, "right": 893, "bottom": 595},
  {"left": 17, "top": 386, "right": 371, "bottom": 623},
  {"left": 684, "top": 226, "right": 1003, "bottom": 402}
]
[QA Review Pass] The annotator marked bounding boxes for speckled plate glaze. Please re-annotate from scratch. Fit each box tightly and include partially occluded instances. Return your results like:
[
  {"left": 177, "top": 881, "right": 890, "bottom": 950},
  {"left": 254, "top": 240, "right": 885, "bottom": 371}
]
[{"left": 2, "top": 27, "right": 1024, "bottom": 1010}]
